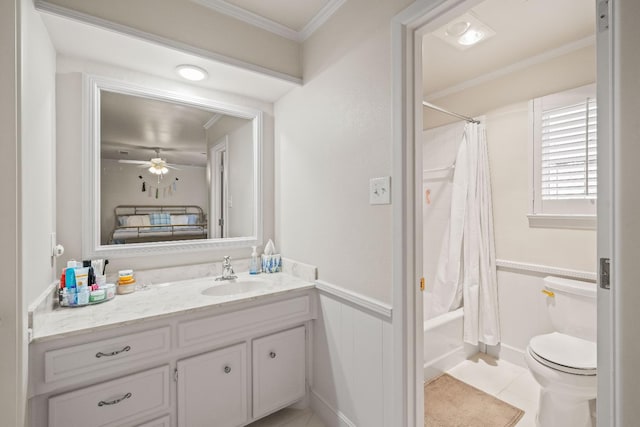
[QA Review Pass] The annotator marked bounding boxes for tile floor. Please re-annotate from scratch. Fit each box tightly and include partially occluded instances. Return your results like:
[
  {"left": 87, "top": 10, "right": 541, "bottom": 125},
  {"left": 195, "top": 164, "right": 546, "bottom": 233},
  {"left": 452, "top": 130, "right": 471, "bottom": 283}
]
[
  {"left": 446, "top": 353, "right": 541, "bottom": 427},
  {"left": 247, "top": 352, "right": 537, "bottom": 427},
  {"left": 246, "top": 407, "right": 326, "bottom": 427}
]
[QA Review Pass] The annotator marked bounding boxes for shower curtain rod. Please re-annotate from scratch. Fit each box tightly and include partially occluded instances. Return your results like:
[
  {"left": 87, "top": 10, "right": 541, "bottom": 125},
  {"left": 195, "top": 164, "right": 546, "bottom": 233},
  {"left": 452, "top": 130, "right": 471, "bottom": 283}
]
[{"left": 423, "top": 101, "right": 480, "bottom": 124}]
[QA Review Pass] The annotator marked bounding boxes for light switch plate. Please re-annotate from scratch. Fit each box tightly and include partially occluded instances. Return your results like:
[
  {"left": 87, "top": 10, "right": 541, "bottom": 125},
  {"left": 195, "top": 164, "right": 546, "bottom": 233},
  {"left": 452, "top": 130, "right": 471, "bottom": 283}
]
[{"left": 370, "top": 176, "right": 391, "bottom": 205}]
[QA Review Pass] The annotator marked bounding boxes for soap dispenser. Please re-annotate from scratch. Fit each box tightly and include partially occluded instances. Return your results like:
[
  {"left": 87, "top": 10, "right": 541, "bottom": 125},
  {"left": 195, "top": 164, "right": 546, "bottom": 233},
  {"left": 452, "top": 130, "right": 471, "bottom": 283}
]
[{"left": 249, "top": 246, "right": 260, "bottom": 274}]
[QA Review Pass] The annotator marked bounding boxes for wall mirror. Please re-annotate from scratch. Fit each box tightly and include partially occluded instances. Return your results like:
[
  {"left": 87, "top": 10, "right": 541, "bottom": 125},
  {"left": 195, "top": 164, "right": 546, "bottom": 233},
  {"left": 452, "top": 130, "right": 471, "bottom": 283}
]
[{"left": 83, "top": 75, "right": 263, "bottom": 257}]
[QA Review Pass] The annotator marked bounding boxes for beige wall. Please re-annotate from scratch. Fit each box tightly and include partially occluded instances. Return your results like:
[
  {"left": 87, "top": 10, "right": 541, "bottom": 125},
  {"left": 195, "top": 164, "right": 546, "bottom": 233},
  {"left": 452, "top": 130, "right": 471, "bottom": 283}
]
[
  {"left": 0, "top": 1, "right": 21, "bottom": 425},
  {"left": 486, "top": 102, "right": 596, "bottom": 272},
  {"left": 40, "top": 0, "right": 301, "bottom": 79},
  {"left": 275, "top": 0, "right": 412, "bottom": 304},
  {"left": 227, "top": 121, "right": 254, "bottom": 237},
  {"left": 616, "top": 0, "right": 640, "bottom": 423},
  {"left": 424, "top": 45, "right": 596, "bottom": 129},
  {"left": 22, "top": 0, "right": 57, "bottom": 305}
]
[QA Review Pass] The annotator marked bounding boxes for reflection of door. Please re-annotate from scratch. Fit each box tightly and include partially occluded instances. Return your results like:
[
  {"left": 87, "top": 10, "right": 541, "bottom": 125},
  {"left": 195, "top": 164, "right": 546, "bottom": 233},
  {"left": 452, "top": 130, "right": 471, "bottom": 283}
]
[{"left": 210, "top": 136, "right": 229, "bottom": 238}]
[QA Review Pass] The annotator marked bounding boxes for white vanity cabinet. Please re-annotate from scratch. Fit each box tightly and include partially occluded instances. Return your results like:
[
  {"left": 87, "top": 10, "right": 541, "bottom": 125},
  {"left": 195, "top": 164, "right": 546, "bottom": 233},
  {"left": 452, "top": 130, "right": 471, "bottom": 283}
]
[
  {"left": 176, "top": 343, "right": 248, "bottom": 427},
  {"left": 252, "top": 327, "right": 306, "bottom": 418},
  {"left": 29, "top": 291, "right": 314, "bottom": 427}
]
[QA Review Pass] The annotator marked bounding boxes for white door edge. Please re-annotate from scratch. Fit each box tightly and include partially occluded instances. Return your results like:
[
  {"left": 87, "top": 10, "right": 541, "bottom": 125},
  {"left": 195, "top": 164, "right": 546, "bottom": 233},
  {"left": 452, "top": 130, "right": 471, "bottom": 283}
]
[{"left": 596, "top": 0, "right": 614, "bottom": 424}]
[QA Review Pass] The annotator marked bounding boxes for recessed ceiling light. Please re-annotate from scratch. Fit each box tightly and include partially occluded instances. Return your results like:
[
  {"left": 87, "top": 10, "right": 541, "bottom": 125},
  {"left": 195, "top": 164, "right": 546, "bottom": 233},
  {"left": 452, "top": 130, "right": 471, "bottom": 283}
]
[
  {"left": 458, "top": 29, "right": 485, "bottom": 46},
  {"left": 445, "top": 21, "right": 470, "bottom": 37},
  {"left": 176, "top": 64, "right": 208, "bottom": 81},
  {"left": 433, "top": 13, "right": 495, "bottom": 51}
]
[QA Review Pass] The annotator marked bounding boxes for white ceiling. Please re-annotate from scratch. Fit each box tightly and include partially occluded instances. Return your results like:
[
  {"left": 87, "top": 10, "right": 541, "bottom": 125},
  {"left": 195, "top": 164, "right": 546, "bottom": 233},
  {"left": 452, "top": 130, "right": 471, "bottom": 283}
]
[
  {"left": 41, "top": 13, "right": 298, "bottom": 103},
  {"left": 423, "top": 0, "right": 595, "bottom": 99},
  {"left": 100, "top": 91, "right": 249, "bottom": 167}
]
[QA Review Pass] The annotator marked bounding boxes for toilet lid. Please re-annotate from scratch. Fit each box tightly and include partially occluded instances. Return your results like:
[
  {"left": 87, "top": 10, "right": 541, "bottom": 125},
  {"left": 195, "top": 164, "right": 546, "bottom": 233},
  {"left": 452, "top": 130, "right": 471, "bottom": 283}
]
[{"left": 529, "top": 332, "right": 597, "bottom": 376}]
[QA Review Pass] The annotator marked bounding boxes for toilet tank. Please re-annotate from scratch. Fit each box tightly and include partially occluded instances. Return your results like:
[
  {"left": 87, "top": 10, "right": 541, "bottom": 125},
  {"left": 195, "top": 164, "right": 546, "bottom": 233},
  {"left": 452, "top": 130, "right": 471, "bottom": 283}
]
[{"left": 544, "top": 276, "right": 597, "bottom": 342}]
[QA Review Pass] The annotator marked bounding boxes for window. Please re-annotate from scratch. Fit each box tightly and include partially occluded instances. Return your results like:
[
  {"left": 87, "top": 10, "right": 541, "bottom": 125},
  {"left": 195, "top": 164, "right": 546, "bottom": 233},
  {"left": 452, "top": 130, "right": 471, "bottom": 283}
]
[{"left": 529, "top": 84, "right": 597, "bottom": 229}]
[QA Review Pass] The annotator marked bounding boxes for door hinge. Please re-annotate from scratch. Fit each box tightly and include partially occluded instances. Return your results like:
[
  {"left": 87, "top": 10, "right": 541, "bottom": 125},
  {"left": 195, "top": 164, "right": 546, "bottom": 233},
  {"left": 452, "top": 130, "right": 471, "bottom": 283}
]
[
  {"left": 420, "top": 277, "right": 425, "bottom": 292},
  {"left": 218, "top": 218, "right": 224, "bottom": 226},
  {"left": 599, "top": 258, "right": 610, "bottom": 290},
  {"left": 598, "top": 0, "right": 609, "bottom": 32},
  {"left": 174, "top": 368, "right": 179, "bottom": 382}
]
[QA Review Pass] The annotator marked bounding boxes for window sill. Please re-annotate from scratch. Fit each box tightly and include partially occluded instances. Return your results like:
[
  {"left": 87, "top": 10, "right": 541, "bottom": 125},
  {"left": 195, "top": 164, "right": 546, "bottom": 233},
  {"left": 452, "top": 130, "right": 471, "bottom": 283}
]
[{"left": 527, "top": 214, "right": 596, "bottom": 230}]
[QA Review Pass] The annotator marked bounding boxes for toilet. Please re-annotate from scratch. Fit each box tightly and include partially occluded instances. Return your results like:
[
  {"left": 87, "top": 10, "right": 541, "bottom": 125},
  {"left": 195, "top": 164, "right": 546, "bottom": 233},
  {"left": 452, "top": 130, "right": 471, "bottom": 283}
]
[{"left": 524, "top": 276, "right": 597, "bottom": 427}]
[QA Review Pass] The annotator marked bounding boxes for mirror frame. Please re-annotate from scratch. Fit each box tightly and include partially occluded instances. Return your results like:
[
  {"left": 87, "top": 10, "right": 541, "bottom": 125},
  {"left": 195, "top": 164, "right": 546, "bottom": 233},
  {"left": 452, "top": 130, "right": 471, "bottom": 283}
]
[{"left": 82, "top": 74, "right": 263, "bottom": 258}]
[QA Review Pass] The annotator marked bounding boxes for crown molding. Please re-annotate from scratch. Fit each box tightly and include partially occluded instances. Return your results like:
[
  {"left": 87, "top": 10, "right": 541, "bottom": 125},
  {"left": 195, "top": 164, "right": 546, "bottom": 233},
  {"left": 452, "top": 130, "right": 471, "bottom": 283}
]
[
  {"left": 203, "top": 113, "right": 223, "bottom": 129},
  {"left": 192, "top": 0, "right": 346, "bottom": 42},
  {"left": 425, "top": 35, "right": 596, "bottom": 102},
  {"left": 299, "top": 0, "right": 347, "bottom": 41},
  {"left": 191, "top": 0, "right": 299, "bottom": 41}
]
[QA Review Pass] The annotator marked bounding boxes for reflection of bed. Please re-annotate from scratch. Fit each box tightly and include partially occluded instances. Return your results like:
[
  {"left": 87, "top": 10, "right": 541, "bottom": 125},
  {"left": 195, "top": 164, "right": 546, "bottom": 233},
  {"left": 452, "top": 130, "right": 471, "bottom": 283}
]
[{"left": 109, "top": 205, "right": 208, "bottom": 244}]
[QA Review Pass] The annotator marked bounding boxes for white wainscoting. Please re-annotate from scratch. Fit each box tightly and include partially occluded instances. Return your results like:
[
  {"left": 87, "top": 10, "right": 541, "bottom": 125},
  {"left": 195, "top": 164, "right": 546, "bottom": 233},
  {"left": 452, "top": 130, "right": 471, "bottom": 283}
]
[
  {"left": 311, "top": 281, "right": 393, "bottom": 427},
  {"left": 489, "top": 260, "right": 596, "bottom": 367}
]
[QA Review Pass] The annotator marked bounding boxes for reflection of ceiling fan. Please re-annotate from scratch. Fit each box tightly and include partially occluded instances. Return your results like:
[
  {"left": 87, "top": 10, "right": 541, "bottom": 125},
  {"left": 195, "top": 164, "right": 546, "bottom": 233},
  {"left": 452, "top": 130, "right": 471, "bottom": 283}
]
[{"left": 118, "top": 148, "right": 180, "bottom": 175}]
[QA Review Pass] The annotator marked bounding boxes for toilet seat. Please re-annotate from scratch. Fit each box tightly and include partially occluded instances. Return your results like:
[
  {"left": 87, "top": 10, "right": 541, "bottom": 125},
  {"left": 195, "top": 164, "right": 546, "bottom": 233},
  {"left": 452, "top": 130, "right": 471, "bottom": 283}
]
[{"left": 529, "top": 332, "right": 597, "bottom": 376}]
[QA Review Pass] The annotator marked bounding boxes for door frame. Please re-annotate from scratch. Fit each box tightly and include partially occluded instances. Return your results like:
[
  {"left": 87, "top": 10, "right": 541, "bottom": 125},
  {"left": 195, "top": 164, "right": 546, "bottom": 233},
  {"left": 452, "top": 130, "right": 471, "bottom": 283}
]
[
  {"left": 210, "top": 136, "right": 229, "bottom": 239},
  {"left": 391, "top": 0, "right": 615, "bottom": 425}
]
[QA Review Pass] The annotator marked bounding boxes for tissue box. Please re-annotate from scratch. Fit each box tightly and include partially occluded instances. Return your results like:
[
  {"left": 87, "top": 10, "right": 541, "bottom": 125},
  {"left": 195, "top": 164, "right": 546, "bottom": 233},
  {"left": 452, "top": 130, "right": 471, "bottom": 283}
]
[{"left": 261, "top": 254, "right": 281, "bottom": 273}]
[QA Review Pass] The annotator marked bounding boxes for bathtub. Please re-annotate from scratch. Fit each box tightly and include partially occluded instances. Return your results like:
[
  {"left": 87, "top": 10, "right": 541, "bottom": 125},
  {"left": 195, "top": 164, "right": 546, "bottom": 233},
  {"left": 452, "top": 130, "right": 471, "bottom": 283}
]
[{"left": 423, "top": 307, "right": 479, "bottom": 381}]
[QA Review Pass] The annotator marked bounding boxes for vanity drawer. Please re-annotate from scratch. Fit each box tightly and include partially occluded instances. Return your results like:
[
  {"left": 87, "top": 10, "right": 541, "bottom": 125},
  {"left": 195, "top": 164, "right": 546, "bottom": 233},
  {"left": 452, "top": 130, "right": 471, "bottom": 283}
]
[
  {"left": 178, "top": 295, "right": 311, "bottom": 348},
  {"left": 44, "top": 327, "right": 171, "bottom": 383},
  {"left": 48, "top": 365, "right": 171, "bottom": 427}
]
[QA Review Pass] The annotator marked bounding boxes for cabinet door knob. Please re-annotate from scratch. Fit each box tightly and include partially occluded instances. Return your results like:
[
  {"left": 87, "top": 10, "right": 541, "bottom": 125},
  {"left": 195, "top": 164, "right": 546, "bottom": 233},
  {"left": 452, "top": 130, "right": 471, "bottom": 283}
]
[
  {"left": 224, "top": 366, "right": 231, "bottom": 374},
  {"left": 269, "top": 351, "right": 276, "bottom": 359}
]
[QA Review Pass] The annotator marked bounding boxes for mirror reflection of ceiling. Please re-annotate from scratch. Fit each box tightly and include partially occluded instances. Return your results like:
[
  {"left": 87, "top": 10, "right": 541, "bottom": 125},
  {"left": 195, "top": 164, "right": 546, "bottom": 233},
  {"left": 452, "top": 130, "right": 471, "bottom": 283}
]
[
  {"left": 100, "top": 91, "right": 249, "bottom": 167},
  {"left": 422, "top": 0, "right": 595, "bottom": 98}
]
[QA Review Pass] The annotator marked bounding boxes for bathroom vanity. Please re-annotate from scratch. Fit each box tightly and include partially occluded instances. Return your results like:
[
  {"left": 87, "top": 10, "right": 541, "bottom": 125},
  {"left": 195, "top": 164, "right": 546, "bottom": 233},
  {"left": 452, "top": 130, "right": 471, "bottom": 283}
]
[{"left": 28, "top": 273, "right": 315, "bottom": 427}]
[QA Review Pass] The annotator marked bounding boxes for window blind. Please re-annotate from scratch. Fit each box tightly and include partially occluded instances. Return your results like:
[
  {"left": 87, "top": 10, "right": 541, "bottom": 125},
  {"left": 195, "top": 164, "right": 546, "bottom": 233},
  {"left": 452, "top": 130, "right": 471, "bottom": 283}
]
[{"left": 541, "top": 98, "right": 597, "bottom": 200}]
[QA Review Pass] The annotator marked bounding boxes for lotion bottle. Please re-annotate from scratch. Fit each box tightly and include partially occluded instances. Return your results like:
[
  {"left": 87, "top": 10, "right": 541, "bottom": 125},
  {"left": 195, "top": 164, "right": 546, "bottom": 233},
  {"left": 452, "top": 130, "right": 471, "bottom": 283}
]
[{"left": 249, "top": 246, "right": 259, "bottom": 274}]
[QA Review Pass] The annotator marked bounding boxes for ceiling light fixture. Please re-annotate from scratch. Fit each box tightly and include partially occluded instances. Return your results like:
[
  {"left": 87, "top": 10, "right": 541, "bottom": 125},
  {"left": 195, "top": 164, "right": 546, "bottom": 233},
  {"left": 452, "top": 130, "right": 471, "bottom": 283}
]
[
  {"left": 433, "top": 13, "right": 495, "bottom": 51},
  {"left": 148, "top": 163, "right": 170, "bottom": 175},
  {"left": 176, "top": 64, "right": 208, "bottom": 81},
  {"left": 458, "top": 28, "right": 485, "bottom": 46}
]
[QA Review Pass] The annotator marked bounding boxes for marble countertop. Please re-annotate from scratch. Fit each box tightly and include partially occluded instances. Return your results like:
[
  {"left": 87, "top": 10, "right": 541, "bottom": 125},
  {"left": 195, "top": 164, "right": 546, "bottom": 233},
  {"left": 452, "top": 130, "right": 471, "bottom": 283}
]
[{"left": 32, "top": 272, "right": 314, "bottom": 343}]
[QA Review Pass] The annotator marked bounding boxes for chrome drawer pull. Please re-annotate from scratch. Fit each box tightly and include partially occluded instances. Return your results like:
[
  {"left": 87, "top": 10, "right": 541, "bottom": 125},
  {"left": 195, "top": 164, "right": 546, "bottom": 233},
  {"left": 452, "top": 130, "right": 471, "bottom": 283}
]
[
  {"left": 269, "top": 351, "right": 277, "bottom": 359},
  {"left": 224, "top": 366, "right": 231, "bottom": 374},
  {"left": 98, "top": 392, "right": 132, "bottom": 407},
  {"left": 96, "top": 345, "right": 131, "bottom": 358}
]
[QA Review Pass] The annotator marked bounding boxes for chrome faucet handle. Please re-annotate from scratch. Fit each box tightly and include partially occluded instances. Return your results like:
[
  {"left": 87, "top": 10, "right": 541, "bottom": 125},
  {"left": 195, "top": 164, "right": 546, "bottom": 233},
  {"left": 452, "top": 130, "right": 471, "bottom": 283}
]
[{"left": 222, "top": 256, "right": 231, "bottom": 267}]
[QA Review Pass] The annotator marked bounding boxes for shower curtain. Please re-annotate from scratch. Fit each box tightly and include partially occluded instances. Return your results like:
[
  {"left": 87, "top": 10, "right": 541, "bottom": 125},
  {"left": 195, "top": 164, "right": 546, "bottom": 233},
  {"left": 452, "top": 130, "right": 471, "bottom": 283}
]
[{"left": 426, "top": 122, "right": 500, "bottom": 346}]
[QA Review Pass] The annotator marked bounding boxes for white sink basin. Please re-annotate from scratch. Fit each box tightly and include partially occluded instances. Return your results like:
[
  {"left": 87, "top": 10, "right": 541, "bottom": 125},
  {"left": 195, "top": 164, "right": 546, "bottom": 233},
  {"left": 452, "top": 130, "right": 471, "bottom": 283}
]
[{"left": 201, "top": 279, "right": 269, "bottom": 296}]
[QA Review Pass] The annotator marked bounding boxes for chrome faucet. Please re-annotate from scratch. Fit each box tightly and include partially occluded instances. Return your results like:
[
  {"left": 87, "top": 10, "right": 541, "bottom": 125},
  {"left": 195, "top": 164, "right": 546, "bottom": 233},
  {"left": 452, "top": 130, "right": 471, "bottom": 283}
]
[{"left": 216, "top": 256, "right": 237, "bottom": 281}]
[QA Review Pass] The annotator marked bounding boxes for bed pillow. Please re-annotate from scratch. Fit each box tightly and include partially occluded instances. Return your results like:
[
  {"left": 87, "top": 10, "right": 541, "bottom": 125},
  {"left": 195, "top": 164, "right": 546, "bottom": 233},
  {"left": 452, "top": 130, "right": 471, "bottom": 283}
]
[
  {"left": 149, "top": 212, "right": 171, "bottom": 231},
  {"left": 171, "top": 215, "right": 190, "bottom": 226},
  {"left": 186, "top": 214, "right": 199, "bottom": 225},
  {"left": 125, "top": 215, "right": 151, "bottom": 228}
]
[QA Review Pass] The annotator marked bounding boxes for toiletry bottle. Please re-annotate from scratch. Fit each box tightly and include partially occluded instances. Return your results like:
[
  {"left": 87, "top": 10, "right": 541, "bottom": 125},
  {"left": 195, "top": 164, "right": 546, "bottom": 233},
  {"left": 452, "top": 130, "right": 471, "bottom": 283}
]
[{"left": 249, "top": 246, "right": 259, "bottom": 274}]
